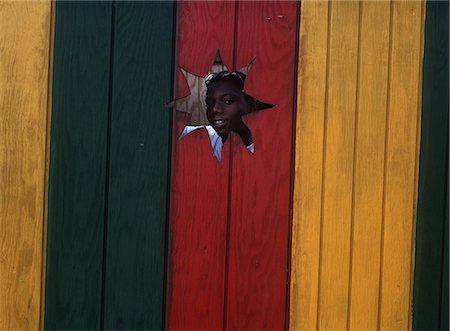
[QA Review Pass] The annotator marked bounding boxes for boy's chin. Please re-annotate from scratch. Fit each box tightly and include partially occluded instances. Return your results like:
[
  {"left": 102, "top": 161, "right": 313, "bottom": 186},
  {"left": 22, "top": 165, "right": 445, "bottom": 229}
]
[
  {"left": 211, "top": 126, "right": 228, "bottom": 138},
  {"left": 218, "top": 132, "right": 229, "bottom": 142}
]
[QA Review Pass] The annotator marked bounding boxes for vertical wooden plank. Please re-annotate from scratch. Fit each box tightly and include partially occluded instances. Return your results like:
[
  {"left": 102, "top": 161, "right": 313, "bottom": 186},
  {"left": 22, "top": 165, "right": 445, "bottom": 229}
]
[
  {"left": 317, "top": 1, "right": 359, "bottom": 329},
  {"left": 166, "top": 2, "right": 235, "bottom": 329},
  {"left": 347, "top": 2, "right": 390, "bottom": 329},
  {"left": 379, "top": 1, "right": 425, "bottom": 329},
  {"left": 0, "top": 1, "right": 51, "bottom": 330},
  {"left": 225, "top": 1, "right": 299, "bottom": 329},
  {"left": 40, "top": 2, "right": 56, "bottom": 329},
  {"left": 102, "top": 2, "right": 175, "bottom": 329},
  {"left": 289, "top": 1, "right": 329, "bottom": 329},
  {"left": 413, "top": 1, "right": 449, "bottom": 329},
  {"left": 440, "top": 192, "right": 449, "bottom": 331},
  {"left": 44, "top": 2, "right": 112, "bottom": 329}
]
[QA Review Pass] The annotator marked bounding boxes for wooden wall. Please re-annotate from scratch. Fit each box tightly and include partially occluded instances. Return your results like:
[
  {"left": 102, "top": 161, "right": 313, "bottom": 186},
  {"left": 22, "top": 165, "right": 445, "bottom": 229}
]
[
  {"left": 166, "top": 2, "right": 299, "bottom": 329},
  {"left": 0, "top": 0, "right": 437, "bottom": 330},
  {"left": 0, "top": 1, "right": 52, "bottom": 330},
  {"left": 44, "top": 2, "right": 175, "bottom": 330},
  {"left": 290, "top": 1, "right": 425, "bottom": 330}
]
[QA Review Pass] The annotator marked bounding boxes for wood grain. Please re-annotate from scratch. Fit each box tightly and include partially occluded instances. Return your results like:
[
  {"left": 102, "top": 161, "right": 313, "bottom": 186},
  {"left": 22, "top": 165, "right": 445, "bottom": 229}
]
[
  {"left": 44, "top": 2, "right": 112, "bottom": 329},
  {"left": 0, "top": 1, "right": 51, "bottom": 330},
  {"left": 317, "top": 2, "right": 359, "bottom": 329},
  {"left": 40, "top": 2, "right": 56, "bottom": 329},
  {"left": 225, "top": 1, "right": 299, "bottom": 329},
  {"left": 289, "top": 1, "right": 329, "bottom": 329},
  {"left": 290, "top": 0, "right": 426, "bottom": 329},
  {"left": 166, "top": 2, "right": 235, "bottom": 329},
  {"left": 379, "top": 1, "right": 425, "bottom": 329},
  {"left": 102, "top": 2, "right": 175, "bottom": 329},
  {"left": 347, "top": 2, "right": 390, "bottom": 329}
]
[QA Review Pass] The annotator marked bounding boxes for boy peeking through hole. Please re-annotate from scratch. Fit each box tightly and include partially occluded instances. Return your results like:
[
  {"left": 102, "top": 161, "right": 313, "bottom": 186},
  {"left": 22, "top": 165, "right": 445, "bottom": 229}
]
[{"left": 205, "top": 71, "right": 274, "bottom": 152}]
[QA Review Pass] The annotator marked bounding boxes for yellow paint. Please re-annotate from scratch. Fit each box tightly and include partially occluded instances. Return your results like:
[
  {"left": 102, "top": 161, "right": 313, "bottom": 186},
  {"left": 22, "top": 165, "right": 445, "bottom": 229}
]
[
  {"left": 379, "top": 1, "right": 424, "bottom": 329},
  {"left": 40, "top": 2, "right": 55, "bottom": 329},
  {"left": 348, "top": 1, "right": 390, "bottom": 330},
  {"left": 290, "top": 0, "right": 425, "bottom": 329},
  {"left": 0, "top": 1, "right": 52, "bottom": 330},
  {"left": 289, "top": 1, "right": 328, "bottom": 329},
  {"left": 318, "top": 1, "right": 359, "bottom": 329}
]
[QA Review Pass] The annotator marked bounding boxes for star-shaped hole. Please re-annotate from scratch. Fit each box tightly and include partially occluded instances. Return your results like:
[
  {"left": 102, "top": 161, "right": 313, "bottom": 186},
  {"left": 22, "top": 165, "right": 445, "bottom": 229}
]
[{"left": 167, "top": 50, "right": 274, "bottom": 160}]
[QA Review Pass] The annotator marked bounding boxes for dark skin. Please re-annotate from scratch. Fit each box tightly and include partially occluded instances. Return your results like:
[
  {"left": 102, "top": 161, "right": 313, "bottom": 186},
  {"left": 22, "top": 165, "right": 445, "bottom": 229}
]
[{"left": 205, "top": 79, "right": 253, "bottom": 147}]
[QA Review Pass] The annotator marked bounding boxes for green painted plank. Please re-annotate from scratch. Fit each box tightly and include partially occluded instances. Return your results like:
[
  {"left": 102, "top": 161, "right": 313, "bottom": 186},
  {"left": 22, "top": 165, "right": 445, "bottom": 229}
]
[
  {"left": 441, "top": 179, "right": 449, "bottom": 330},
  {"left": 413, "top": 1, "right": 449, "bottom": 330},
  {"left": 440, "top": 182, "right": 449, "bottom": 330},
  {"left": 44, "top": 2, "right": 113, "bottom": 330},
  {"left": 102, "top": 2, "right": 175, "bottom": 329}
]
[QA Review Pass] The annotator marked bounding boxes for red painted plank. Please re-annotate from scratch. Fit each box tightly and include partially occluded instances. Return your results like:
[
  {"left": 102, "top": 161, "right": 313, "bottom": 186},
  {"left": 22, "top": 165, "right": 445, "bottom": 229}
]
[
  {"left": 166, "top": 2, "right": 236, "bottom": 329},
  {"left": 225, "top": 2, "right": 299, "bottom": 329}
]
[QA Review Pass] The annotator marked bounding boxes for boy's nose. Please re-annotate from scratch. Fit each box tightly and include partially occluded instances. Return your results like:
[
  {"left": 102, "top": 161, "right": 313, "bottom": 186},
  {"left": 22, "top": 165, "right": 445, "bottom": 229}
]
[{"left": 213, "top": 103, "right": 223, "bottom": 114}]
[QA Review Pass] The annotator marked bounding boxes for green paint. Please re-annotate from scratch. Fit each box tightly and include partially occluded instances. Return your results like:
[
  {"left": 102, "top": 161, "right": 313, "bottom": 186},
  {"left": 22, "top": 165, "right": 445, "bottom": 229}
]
[
  {"left": 44, "top": 2, "right": 113, "bottom": 329},
  {"left": 45, "top": 1, "right": 176, "bottom": 329},
  {"left": 102, "top": 2, "right": 175, "bottom": 329},
  {"left": 413, "top": 1, "right": 449, "bottom": 330},
  {"left": 441, "top": 181, "right": 449, "bottom": 330}
]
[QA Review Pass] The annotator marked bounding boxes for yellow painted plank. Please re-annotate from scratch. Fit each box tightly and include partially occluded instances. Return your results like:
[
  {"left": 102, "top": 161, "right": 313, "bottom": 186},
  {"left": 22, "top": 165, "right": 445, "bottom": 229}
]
[
  {"left": 379, "top": 1, "right": 425, "bottom": 329},
  {"left": 40, "top": 2, "right": 55, "bottom": 329},
  {"left": 317, "top": 1, "right": 359, "bottom": 330},
  {"left": 347, "top": 1, "right": 390, "bottom": 329},
  {"left": 289, "top": 1, "right": 329, "bottom": 329},
  {"left": 0, "top": 1, "right": 52, "bottom": 330}
]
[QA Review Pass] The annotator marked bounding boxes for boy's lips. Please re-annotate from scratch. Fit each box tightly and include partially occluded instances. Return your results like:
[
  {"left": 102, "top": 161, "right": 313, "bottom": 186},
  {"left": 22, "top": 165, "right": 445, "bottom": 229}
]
[{"left": 213, "top": 119, "right": 227, "bottom": 129}]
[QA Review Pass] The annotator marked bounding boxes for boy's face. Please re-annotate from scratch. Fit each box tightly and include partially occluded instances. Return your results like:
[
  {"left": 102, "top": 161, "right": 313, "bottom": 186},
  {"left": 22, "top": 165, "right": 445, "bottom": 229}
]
[{"left": 205, "top": 79, "right": 250, "bottom": 139}]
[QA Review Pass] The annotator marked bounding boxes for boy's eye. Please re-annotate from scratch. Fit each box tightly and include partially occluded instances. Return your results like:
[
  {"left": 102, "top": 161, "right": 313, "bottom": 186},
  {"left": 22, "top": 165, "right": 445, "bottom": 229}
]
[{"left": 224, "top": 99, "right": 235, "bottom": 105}]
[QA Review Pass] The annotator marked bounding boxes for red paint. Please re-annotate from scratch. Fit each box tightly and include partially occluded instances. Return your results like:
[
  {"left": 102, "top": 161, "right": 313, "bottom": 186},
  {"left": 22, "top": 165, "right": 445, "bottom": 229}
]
[
  {"left": 226, "top": 2, "right": 299, "bottom": 329},
  {"left": 167, "top": 1, "right": 299, "bottom": 329},
  {"left": 166, "top": 2, "right": 235, "bottom": 329}
]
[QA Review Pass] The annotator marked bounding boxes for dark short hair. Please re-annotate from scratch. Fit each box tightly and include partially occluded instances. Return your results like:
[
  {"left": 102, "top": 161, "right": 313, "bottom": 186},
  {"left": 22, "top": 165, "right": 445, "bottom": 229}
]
[{"left": 205, "top": 70, "right": 246, "bottom": 90}]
